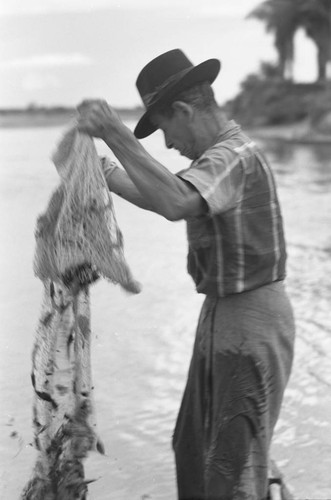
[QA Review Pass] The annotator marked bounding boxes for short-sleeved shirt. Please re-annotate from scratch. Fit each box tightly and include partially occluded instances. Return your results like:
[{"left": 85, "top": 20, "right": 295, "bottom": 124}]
[{"left": 176, "top": 121, "right": 286, "bottom": 297}]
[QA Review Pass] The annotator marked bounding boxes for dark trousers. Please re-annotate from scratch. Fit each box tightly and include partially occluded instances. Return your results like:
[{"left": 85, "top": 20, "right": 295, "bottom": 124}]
[{"left": 173, "top": 283, "right": 295, "bottom": 500}]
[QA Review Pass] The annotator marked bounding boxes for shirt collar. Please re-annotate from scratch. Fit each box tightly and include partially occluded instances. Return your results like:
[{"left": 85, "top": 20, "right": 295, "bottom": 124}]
[
  {"left": 190, "top": 120, "right": 241, "bottom": 167},
  {"left": 212, "top": 120, "right": 241, "bottom": 145}
]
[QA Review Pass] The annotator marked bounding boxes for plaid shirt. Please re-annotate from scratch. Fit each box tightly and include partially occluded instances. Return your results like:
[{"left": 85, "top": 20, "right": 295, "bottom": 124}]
[{"left": 176, "top": 121, "right": 286, "bottom": 297}]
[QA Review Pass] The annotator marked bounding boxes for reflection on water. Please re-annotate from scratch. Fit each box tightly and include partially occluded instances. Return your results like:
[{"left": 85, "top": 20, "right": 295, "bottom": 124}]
[
  {"left": 255, "top": 138, "right": 331, "bottom": 191},
  {"left": 0, "top": 125, "right": 330, "bottom": 499}
]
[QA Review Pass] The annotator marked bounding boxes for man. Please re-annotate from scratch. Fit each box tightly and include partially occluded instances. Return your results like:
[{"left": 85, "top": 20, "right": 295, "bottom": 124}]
[{"left": 77, "top": 49, "right": 295, "bottom": 500}]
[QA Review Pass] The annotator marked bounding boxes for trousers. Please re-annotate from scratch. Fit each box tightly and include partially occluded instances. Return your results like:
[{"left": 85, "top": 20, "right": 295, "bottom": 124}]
[{"left": 173, "top": 281, "right": 295, "bottom": 500}]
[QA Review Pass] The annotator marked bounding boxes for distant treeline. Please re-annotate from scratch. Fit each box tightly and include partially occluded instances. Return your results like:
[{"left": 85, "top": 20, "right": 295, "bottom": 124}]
[
  {"left": 0, "top": 105, "right": 145, "bottom": 128},
  {"left": 0, "top": 104, "right": 144, "bottom": 117},
  {"left": 0, "top": 105, "right": 74, "bottom": 114}
]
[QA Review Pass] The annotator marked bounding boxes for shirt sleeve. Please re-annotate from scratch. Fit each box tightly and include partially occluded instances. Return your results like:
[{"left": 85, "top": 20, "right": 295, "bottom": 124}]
[{"left": 176, "top": 145, "right": 244, "bottom": 215}]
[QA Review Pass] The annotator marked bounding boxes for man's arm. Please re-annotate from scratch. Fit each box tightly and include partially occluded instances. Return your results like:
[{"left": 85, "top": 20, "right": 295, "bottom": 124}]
[
  {"left": 78, "top": 100, "right": 207, "bottom": 221},
  {"left": 104, "top": 165, "right": 156, "bottom": 212},
  {"left": 104, "top": 127, "right": 207, "bottom": 221}
]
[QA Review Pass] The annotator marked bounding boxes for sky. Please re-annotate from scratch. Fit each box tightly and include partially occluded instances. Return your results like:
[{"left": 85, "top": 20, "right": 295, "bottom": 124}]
[{"left": 0, "top": 0, "right": 318, "bottom": 109}]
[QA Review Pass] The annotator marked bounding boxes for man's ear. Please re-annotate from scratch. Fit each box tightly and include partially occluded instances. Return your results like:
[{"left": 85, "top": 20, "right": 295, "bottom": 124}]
[{"left": 171, "top": 101, "right": 194, "bottom": 120}]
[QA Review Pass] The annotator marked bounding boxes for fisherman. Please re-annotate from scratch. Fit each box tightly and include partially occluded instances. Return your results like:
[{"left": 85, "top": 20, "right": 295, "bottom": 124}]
[{"left": 77, "top": 49, "right": 295, "bottom": 500}]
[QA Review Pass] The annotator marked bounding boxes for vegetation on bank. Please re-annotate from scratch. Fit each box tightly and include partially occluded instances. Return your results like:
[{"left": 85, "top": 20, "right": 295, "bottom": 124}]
[{"left": 224, "top": 62, "right": 331, "bottom": 132}]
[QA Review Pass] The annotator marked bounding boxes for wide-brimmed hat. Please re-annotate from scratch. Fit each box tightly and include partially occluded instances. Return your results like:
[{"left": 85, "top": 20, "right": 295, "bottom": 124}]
[{"left": 134, "top": 49, "right": 221, "bottom": 139}]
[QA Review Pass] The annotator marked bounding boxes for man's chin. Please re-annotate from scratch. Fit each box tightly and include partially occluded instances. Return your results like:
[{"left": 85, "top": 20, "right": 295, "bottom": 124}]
[{"left": 180, "top": 150, "right": 194, "bottom": 160}]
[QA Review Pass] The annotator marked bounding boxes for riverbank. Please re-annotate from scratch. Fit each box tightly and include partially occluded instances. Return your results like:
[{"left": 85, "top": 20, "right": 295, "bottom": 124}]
[
  {"left": 249, "top": 120, "right": 331, "bottom": 145},
  {"left": 0, "top": 108, "right": 143, "bottom": 129},
  {"left": 0, "top": 110, "right": 74, "bottom": 128},
  {"left": 1, "top": 109, "right": 330, "bottom": 145}
]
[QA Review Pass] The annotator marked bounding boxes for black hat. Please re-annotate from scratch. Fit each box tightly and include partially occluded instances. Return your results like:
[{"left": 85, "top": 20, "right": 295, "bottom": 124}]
[{"left": 134, "top": 49, "right": 221, "bottom": 139}]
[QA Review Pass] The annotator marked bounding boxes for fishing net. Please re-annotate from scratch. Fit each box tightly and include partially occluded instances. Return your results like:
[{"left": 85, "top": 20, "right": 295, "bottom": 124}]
[
  {"left": 22, "top": 127, "right": 140, "bottom": 499},
  {"left": 33, "top": 126, "right": 140, "bottom": 294}
]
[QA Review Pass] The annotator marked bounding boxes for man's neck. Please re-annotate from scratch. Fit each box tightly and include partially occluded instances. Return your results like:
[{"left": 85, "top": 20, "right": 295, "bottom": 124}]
[{"left": 194, "top": 108, "right": 229, "bottom": 156}]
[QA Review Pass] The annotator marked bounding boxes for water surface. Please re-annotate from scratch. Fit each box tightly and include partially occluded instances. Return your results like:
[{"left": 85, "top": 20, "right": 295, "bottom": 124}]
[{"left": 0, "top": 124, "right": 330, "bottom": 499}]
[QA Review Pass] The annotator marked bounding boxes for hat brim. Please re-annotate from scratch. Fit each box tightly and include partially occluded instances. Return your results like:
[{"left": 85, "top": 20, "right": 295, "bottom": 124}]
[{"left": 134, "top": 58, "right": 221, "bottom": 139}]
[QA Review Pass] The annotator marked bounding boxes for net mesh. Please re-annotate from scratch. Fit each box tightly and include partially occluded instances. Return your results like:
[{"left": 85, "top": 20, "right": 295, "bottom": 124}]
[{"left": 33, "top": 126, "right": 140, "bottom": 294}]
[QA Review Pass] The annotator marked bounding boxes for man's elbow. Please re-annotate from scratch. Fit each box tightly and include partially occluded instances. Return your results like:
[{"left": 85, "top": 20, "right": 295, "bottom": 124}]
[
  {"left": 162, "top": 198, "right": 207, "bottom": 222},
  {"left": 157, "top": 201, "right": 185, "bottom": 221},
  {"left": 164, "top": 210, "right": 183, "bottom": 222}
]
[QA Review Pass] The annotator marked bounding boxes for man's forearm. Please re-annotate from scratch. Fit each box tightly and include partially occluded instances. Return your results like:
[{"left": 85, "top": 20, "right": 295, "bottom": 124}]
[
  {"left": 104, "top": 165, "right": 156, "bottom": 212},
  {"left": 103, "top": 125, "right": 204, "bottom": 221},
  {"left": 76, "top": 99, "right": 205, "bottom": 220}
]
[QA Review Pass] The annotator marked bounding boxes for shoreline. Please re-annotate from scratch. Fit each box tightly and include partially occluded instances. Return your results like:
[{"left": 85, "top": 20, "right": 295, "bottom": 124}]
[
  {"left": 0, "top": 111, "right": 330, "bottom": 145},
  {"left": 249, "top": 121, "right": 331, "bottom": 145},
  {"left": 0, "top": 109, "right": 142, "bottom": 129}
]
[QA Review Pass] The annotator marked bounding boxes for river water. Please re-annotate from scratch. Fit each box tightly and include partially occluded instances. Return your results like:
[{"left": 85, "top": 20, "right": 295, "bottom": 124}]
[{"left": 0, "top": 122, "right": 330, "bottom": 499}]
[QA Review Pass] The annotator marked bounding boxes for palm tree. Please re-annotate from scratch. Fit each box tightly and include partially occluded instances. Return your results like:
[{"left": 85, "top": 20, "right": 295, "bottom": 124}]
[
  {"left": 299, "top": 0, "right": 331, "bottom": 81},
  {"left": 247, "top": 0, "right": 300, "bottom": 80},
  {"left": 248, "top": 0, "right": 331, "bottom": 82}
]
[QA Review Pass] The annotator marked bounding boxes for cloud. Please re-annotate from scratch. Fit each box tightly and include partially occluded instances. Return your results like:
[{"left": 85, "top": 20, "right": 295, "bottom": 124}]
[
  {"left": 21, "top": 72, "right": 61, "bottom": 91},
  {"left": 197, "top": 1, "right": 261, "bottom": 18},
  {"left": 1, "top": 0, "right": 164, "bottom": 17},
  {"left": 0, "top": 0, "right": 261, "bottom": 18},
  {"left": 0, "top": 53, "right": 93, "bottom": 69}
]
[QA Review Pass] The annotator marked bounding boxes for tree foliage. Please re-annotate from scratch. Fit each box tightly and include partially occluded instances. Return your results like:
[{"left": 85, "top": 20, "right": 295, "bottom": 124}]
[{"left": 248, "top": 0, "right": 331, "bottom": 81}]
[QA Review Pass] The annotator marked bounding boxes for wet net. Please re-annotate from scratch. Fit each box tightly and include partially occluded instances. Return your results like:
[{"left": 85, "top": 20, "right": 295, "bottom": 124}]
[
  {"left": 33, "top": 126, "right": 140, "bottom": 293},
  {"left": 22, "top": 127, "right": 140, "bottom": 500}
]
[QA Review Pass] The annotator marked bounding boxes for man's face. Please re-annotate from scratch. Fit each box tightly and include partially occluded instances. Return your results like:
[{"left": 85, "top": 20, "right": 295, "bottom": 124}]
[{"left": 152, "top": 107, "right": 197, "bottom": 160}]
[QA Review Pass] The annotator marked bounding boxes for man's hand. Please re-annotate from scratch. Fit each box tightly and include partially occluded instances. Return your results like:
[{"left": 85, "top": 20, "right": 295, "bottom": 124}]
[{"left": 76, "top": 99, "right": 124, "bottom": 140}]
